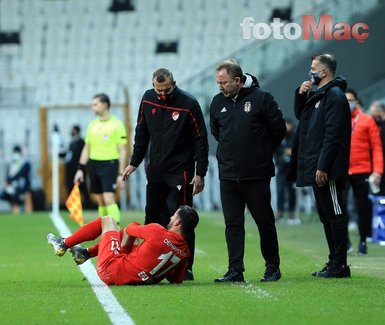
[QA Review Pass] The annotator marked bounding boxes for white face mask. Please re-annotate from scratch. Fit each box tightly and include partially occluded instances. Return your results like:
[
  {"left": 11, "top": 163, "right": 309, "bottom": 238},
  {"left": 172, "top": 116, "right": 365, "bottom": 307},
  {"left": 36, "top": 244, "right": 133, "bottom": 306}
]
[
  {"left": 11, "top": 153, "right": 21, "bottom": 162},
  {"left": 348, "top": 101, "right": 357, "bottom": 112}
]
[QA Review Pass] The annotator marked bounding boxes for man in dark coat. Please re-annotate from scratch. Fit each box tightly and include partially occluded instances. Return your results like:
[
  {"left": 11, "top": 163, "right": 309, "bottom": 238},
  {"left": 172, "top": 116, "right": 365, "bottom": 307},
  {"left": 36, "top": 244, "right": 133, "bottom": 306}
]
[
  {"left": 210, "top": 60, "right": 286, "bottom": 283},
  {"left": 290, "top": 53, "right": 351, "bottom": 278}
]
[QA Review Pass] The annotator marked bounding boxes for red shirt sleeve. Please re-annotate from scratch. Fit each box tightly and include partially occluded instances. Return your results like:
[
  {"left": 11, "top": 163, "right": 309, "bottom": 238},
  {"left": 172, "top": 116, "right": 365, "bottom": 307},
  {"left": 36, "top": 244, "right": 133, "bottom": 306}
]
[{"left": 124, "top": 222, "right": 160, "bottom": 239}]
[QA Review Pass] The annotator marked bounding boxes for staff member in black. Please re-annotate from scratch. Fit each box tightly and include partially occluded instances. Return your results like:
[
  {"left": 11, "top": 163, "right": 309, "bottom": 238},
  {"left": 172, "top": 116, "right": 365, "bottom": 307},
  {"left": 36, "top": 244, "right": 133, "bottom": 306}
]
[
  {"left": 289, "top": 53, "right": 351, "bottom": 278},
  {"left": 210, "top": 60, "right": 286, "bottom": 283},
  {"left": 122, "top": 68, "right": 209, "bottom": 280}
]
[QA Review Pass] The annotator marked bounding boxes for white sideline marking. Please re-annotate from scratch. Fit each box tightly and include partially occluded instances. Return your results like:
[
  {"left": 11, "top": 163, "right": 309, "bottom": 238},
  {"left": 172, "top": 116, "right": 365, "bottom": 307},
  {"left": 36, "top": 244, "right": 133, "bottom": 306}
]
[
  {"left": 238, "top": 281, "right": 277, "bottom": 301},
  {"left": 351, "top": 265, "right": 385, "bottom": 270},
  {"left": 49, "top": 213, "right": 135, "bottom": 325},
  {"left": 194, "top": 247, "right": 207, "bottom": 256}
]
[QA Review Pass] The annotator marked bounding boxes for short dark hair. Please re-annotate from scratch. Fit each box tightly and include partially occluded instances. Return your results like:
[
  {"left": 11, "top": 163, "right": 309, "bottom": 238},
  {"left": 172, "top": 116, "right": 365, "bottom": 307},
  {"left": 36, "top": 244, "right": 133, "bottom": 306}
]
[
  {"left": 216, "top": 60, "right": 243, "bottom": 80},
  {"left": 153, "top": 68, "right": 174, "bottom": 83},
  {"left": 93, "top": 93, "right": 111, "bottom": 109},
  {"left": 177, "top": 205, "right": 199, "bottom": 235},
  {"left": 72, "top": 125, "right": 81, "bottom": 134},
  {"left": 13, "top": 145, "right": 22, "bottom": 153},
  {"left": 311, "top": 53, "right": 337, "bottom": 76},
  {"left": 346, "top": 88, "right": 358, "bottom": 100}
]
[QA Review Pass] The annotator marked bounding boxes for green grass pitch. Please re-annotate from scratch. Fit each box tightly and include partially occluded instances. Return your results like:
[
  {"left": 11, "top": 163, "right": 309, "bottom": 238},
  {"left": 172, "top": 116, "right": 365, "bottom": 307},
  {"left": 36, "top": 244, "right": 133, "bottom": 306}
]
[{"left": 1, "top": 210, "right": 384, "bottom": 324}]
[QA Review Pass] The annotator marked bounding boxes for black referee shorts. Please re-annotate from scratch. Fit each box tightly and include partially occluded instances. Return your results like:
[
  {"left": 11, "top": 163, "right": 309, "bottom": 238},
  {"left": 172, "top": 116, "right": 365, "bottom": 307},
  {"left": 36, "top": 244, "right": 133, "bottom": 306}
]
[{"left": 88, "top": 159, "right": 118, "bottom": 194}]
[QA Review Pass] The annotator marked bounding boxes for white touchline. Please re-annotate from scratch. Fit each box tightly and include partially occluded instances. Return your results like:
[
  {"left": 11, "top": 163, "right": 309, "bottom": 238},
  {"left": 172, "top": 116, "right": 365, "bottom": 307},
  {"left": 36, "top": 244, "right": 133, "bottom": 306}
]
[
  {"left": 49, "top": 212, "right": 135, "bottom": 325},
  {"left": 238, "top": 281, "right": 277, "bottom": 301}
]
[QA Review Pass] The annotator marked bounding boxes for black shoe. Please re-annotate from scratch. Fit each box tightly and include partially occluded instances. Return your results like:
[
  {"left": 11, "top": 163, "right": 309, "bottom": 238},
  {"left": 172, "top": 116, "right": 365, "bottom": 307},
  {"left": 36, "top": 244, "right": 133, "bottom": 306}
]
[
  {"left": 184, "top": 269, "right": 194, "bottom": 281},
  {"left": 214, "top": 270, "right": 244, "bottom": 283},
  {"left": 358, "top": 241, "right": 367, "bottom": 255},
  {"left": 70, "top": 245, "right": 90, "bottom": 265},
  {"left": 316, "top": 264, "right": 351, "bottom": 278},
  {"left": 260, "top": 265, "right": 281, "bottom": 282},
  {"left": 311, "top": 262, "right": 329, "bottom": 276}
]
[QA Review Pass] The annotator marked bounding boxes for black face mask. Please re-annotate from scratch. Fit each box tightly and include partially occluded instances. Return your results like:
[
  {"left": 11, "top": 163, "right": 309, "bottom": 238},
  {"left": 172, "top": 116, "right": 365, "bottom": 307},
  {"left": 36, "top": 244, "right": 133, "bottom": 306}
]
[
  {"left": 308, "top": 69, "right": 324, "bottom": 86},
  {"left": 373, "top": 116, "right": 382, "bottom": 125}
]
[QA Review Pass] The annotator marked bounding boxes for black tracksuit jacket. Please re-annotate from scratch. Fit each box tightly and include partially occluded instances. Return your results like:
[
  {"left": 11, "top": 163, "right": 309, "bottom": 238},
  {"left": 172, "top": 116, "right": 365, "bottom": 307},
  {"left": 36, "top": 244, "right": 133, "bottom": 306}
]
[
  {"left": 130, "top": 87, "right": 209, "bottom": 178},
  {"left": 210, "top": 76, "right": 286, "bottom": 181},
  {"left": 289, "top": 76, "right": 351, "bottom": 187}
]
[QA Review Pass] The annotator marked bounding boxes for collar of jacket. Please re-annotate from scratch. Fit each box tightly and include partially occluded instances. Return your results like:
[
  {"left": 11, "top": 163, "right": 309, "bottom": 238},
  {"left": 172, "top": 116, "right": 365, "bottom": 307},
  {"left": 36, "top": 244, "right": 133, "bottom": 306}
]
[
  {"left": 223, "top": 83, "right": 258, "bottom": 102},
  {"left": 351, "top": 107, "right": 360, "bottom": 118}
]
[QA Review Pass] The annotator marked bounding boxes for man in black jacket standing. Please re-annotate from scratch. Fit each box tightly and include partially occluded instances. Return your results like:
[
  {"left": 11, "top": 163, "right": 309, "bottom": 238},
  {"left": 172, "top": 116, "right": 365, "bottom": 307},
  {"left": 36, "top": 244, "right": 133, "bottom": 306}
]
[
  {"left": 210, "top": 60, "right": 286, "bottom": 283},
  {"left": 122, "top": 68, "right": 209, "bottom": 280},
  {"left": 290, "top": 53, "right": 351, "bottom": 278}
]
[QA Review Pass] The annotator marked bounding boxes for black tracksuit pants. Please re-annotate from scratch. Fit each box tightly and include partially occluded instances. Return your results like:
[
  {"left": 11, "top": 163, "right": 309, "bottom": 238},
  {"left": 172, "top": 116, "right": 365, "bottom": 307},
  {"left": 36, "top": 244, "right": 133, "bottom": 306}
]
[
  {"left": 341, "top": 174, "right": 372, "bottom": 243},
  {"left": 144, "top": 169, "right": 195, "bottom": 270},
  {"left": 220, "top": 179, "right": 280, "bottom": 272},
  {"left": 312, "top": 179, "right": 348, "bottom": 266}
]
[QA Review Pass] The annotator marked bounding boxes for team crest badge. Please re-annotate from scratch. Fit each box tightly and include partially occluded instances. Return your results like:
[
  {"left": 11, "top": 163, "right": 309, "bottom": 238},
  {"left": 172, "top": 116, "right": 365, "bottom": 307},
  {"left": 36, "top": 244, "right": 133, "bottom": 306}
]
[
  {"left": 244, "top": 101, "right": 251, "bottom": 113},
  {"left": 172, "top": 111, "right": 179, "bottom": 121},
  {"left": 152, "top": 108, "right": 156, "bottom": 115}
]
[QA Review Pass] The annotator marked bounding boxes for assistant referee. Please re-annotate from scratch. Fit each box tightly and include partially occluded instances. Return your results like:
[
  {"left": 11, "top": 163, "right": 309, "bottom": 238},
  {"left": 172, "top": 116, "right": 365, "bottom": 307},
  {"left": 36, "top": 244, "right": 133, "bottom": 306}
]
[{"left": 74, "top": 93, "right": 127, "bottom": 224}]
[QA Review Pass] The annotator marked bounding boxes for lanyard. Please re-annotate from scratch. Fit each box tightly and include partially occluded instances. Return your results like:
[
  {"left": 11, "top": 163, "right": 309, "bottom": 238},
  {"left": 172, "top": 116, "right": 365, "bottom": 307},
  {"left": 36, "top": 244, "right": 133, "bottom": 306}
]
[{"left": 351, "top": 113, "right": 360, "bottom": 134}]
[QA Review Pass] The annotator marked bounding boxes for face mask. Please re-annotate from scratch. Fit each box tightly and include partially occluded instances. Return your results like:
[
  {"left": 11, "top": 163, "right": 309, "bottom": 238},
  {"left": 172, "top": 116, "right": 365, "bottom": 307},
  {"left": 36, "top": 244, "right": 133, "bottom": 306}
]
[
  {"left": 308, "top": 69, "right": 324, "bottom": 86},
  {"left": 11, "top": 153, "right": 21, "bottom": 162},
  {"left": 373, "top": 116, "right": 382, "bottom": 124},
  {"left": 156, "top": 86, "right": 175, "bottom": 102},
  {"left": 348, "top": 101, "right": 356, "bottom": 111},
  {"left": 158, "top": 94, "right": 168, "bottom": 101}
]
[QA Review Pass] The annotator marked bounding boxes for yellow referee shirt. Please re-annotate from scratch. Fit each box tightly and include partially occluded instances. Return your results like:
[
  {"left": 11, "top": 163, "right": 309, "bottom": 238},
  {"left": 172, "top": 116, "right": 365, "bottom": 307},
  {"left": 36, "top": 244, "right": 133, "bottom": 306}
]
[{"left": 85, "top": 115, "right": 127, "bottom": 160}]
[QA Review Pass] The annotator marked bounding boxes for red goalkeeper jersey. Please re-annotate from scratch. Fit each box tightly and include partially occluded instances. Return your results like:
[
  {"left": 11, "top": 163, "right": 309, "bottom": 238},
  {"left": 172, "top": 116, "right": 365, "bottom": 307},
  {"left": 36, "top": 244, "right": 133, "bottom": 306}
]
[{"left": 99, "top": 223, "right": 190, "bottom": 285}]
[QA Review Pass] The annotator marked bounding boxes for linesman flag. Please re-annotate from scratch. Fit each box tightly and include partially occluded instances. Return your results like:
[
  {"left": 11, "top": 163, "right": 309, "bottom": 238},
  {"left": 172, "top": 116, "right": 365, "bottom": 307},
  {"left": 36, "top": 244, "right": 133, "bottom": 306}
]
[{"left": 65, "top": 182, "right": 84, "bottom": 226}]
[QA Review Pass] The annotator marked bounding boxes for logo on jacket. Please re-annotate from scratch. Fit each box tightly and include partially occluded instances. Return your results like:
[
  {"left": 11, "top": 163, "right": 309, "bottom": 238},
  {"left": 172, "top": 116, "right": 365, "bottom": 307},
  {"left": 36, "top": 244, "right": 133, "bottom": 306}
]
[
  {"left": 315, "top": 101, "right": 320, "bottom": 109},
  {"left": 176, "top": 185, "right": 182, "bottom": 191},
  {"left": 152, "top": 108, "right": 156, "bottom": 115},
  {"left": 244, "top": 101, "right": 252, "bottom": 113},
  {"left": 221, "top": 107, "right": 227, "bottom": 113},
  {"left": 172, "top": 111, "right": 179, "bottom": 121}
]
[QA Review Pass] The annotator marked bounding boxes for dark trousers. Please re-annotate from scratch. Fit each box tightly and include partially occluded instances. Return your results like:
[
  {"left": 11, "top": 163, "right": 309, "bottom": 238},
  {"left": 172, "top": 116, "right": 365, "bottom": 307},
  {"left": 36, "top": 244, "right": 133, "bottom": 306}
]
[
  {"left": 220, "top": 179, "right": 280, "bottom": 272},
  {"left": 145, "top": 171, "right": 195, "bottom": 270},
  {"left": 312, "top": 179, "right": 347, "bottom": 266},
  {"left": 276, "top": 171, "right": 296, "bottom": 212},
  {"left": 341, "top": 174, "right": 372, "bottom": 242}
]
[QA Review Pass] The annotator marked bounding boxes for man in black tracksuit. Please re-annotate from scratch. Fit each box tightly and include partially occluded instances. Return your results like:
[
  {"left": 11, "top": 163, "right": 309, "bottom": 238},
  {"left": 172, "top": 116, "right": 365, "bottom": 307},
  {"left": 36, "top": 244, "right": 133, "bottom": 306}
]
[
  {"left": 289, "top": 53, "right": 351, "bottom": 278},
  {"left": 122, "top": 68, "right": 209, "bottom": 280},
  {"left": 210, "top": 60, "right": 286, "bottom": 283}
]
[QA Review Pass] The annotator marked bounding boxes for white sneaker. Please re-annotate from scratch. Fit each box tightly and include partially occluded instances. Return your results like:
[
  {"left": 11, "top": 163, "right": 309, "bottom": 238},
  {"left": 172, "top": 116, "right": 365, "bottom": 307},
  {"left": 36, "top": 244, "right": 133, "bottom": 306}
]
[{"left": 287, "top": 218, "right": 301, "bottom": 225}]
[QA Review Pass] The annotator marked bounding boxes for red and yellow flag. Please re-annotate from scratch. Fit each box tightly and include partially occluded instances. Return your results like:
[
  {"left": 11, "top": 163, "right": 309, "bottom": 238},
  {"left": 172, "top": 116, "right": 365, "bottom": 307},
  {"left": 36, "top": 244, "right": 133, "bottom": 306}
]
[{"left": 65, "top": 182, "right": 83, "bottom": 226}]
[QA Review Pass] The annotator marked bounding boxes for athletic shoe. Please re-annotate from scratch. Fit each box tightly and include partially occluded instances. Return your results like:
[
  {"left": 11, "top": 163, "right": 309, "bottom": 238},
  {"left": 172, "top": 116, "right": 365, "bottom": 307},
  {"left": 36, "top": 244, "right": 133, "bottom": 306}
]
[
  {"left": 316, "top": 264, "right": 351, "bottom": 278},
  {"left": 214, "top": 270, "right": 244, "bottom": 283},
  {"left": 70, "top": 245, "right": 90, "bottom": 265},
  {"left": 311, "top": 262, "right": 329, "bottom": 276},
  {"left": 47, "top": 233, "right": 68, "bottom": 256},
  {"left": 184, "top": 269, "right": 194, "bottom": 281},
  {"left": 358, "top": 241, "right": 368, "bottom": 255},
  {"left": 260, "top": 265, "right": 281, "bottom": 282},
  {"left": 287, "top": 217, "right": 301, "bottom": 225}
]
